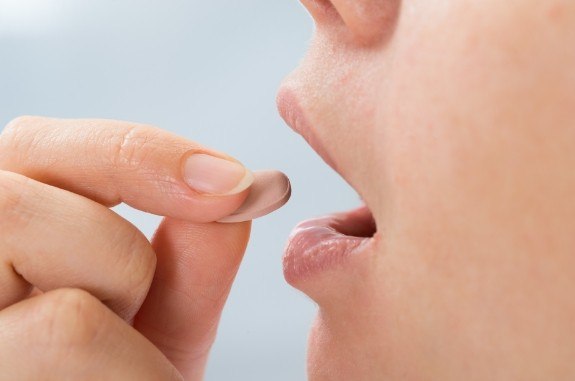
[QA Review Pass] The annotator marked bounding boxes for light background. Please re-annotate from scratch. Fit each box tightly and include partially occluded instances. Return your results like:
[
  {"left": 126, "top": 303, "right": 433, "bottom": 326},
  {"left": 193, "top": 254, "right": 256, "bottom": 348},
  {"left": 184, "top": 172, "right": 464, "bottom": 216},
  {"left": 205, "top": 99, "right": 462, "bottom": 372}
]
[{"left": 0, "top": 1, "right": 360, "bottom": 379}]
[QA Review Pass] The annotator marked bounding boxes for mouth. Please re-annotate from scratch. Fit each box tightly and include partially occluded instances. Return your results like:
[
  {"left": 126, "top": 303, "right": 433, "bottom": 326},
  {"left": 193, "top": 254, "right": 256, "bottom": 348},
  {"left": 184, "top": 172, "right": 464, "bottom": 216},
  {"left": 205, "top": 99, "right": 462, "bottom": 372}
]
[
  {"left": 277, "top": 88, "right": 378, "bottom": 286},
  {"left": 283, "top": 206, "right": 377, "bottom": 284}
]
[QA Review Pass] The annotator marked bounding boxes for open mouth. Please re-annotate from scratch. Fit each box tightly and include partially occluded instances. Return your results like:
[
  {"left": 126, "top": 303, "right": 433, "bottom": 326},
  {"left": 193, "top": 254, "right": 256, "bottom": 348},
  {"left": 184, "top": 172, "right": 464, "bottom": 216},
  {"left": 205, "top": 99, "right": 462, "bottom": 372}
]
[
  {"left": 277, "top": 87, "right": 379, "bottom": 284},
  {"left": 282, "top": 205, "right": 377, "bottom": 284}
]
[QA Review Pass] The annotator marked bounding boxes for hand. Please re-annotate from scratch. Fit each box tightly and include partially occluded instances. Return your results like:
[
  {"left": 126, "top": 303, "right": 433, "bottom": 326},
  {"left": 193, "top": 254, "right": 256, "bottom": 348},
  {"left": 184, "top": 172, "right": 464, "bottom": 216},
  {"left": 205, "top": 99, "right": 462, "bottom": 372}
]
[{"left": 0, "top": 116, "right": 253, "bottom": 380}]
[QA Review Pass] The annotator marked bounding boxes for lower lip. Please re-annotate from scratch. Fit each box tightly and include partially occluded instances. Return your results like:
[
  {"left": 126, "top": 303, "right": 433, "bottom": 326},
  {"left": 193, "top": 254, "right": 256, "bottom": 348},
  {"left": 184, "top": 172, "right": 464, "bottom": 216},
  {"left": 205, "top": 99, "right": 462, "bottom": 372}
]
[{"left": 282, "top": 206, "right": 376, "bottom": 284}]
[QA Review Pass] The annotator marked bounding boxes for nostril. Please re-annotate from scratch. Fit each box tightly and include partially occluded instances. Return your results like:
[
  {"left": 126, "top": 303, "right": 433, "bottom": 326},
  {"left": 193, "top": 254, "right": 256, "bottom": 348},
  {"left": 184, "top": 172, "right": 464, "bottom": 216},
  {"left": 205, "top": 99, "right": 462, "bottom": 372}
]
[
  {"left": 329, "top": 0, "right": 401, "bottom": 45},
  {"left": 303, "top": 0, "right": 332, "bottom": 11},
  {"left": 300, "top": 0, "right": 343, "bottom": 24}
]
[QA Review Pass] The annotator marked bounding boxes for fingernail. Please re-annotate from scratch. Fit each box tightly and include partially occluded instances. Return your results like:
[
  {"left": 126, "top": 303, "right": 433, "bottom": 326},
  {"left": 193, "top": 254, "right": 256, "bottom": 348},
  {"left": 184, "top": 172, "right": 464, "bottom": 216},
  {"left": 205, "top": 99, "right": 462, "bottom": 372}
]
[{"left": 183, "top": 153, "right": 254, "bottom": 195}]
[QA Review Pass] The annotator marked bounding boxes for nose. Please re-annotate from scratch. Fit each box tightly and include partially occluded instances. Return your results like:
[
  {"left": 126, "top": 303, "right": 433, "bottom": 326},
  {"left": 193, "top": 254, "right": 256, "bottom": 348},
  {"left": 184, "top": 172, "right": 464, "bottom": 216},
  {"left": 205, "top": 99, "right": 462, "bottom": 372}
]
[{"left": 300, "top": 0, "right": 401, "bottom": 45}]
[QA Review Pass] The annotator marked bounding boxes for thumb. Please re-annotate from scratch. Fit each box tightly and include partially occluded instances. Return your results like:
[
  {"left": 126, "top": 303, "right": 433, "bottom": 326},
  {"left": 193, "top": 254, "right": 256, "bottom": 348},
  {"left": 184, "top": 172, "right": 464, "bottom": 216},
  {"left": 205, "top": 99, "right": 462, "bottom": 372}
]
[{"left": 133, "top": 217, "right": 251, "bottom": 380}]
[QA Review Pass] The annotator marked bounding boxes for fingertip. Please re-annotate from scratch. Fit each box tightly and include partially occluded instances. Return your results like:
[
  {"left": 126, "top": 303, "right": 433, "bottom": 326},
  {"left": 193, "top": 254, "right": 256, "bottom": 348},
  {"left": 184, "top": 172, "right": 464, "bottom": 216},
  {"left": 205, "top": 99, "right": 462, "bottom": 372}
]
[
  {"left": 181, "top": 151, "right": 254, "bottom": 196},
  {"left": 163, "top": 185, "right": 251, "bottom": 223}
]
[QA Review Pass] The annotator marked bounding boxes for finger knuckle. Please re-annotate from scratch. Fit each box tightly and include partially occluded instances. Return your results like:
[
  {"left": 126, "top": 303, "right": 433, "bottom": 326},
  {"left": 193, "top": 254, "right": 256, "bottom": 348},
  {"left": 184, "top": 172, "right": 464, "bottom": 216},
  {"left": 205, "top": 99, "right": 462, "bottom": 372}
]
[
  {"left": 0, "top": 171, "right": 26, "bottom": 210},
  {"left": 0, "top": 116, "right": 39, "bottom": 158},
  {"left": 0, "top": 171, "right": 35, "bottom": 232},
  {"left": 109, "top": 124, "right": 159, "bottom": 171},
  {"left": 2, "top": 115, "right": 35, "bottom": 136},
  {"left": 34, "top": 289, "right": 106, "bottom": 350}
]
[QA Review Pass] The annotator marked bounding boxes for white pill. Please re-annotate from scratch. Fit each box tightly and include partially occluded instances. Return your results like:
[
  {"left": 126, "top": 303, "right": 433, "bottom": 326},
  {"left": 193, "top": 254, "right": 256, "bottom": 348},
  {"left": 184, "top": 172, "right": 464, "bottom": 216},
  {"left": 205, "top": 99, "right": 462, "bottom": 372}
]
[{"left": 217, "top": 170, "right": 291, "bottom": 223}]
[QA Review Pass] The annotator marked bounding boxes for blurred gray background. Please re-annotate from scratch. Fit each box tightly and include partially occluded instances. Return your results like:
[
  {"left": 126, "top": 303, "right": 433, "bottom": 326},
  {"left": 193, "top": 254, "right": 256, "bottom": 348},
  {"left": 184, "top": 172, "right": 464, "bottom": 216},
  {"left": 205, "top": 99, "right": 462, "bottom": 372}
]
[{"left": 0, "top": 1, "right": 359, "bottom": 379}]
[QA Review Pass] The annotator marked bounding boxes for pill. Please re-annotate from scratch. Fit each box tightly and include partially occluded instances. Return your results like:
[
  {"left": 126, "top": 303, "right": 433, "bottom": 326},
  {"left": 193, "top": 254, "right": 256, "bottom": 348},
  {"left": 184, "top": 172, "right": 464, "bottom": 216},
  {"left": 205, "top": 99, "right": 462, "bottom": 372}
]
[{"left": 217, "top": 170, "right": 291, "bottom": 223}]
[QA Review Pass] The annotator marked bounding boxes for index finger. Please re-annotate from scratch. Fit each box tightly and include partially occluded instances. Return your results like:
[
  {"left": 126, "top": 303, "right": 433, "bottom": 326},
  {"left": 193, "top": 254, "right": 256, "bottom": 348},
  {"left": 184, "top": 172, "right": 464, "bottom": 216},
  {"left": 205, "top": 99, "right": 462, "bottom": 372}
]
[{"left": 0, "top": 116, "right": 253, "bottom": 222}]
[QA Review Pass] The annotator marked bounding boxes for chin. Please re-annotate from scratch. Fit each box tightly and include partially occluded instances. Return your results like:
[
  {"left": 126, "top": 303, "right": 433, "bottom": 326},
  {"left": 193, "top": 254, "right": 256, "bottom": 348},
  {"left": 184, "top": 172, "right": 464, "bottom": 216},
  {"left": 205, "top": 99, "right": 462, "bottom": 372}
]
[{"left": 306, "top": 311, "right": 388, "bottom": 381}]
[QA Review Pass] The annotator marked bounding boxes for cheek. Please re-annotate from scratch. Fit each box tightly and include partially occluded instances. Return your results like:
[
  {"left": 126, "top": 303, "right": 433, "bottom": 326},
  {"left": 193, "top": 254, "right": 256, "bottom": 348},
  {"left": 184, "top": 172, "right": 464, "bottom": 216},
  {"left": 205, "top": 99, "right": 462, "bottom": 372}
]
[
  {"left": 375, "top": 0, "right": 575, "bottom": 375},
  {"left": 380, "top": 0, "right": 575, "bottom": 230}
]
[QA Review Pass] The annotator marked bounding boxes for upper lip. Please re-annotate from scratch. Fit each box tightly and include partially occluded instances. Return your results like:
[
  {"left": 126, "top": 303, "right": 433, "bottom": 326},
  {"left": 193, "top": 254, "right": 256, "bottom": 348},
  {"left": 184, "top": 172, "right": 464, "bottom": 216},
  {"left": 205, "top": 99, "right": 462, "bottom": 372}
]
[
  {"left": 277, "top": 87, "right": 379, "bottom": 289},
  {"left": 276, "top": 87, "right": 338, "bottom": 171},
  {"left": 276, "top": 87, "right": 305, "bottom": 137}
]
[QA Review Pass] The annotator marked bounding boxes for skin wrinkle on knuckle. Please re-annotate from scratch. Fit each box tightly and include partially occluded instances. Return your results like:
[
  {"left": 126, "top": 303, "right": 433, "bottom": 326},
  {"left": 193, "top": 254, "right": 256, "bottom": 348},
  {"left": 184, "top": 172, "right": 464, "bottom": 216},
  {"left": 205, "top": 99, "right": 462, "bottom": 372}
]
[
  {"left": 109, "top": 124, "right": 159, "bottom": 174},
  {"left": 108, "top": 125, "right": 141, "bottom": 170},
  {"left": 104, "top": 124, "right": 172, "bottom": 206},
  {"left": 33, "top": 289, "right": 107, "bottom": 360}
]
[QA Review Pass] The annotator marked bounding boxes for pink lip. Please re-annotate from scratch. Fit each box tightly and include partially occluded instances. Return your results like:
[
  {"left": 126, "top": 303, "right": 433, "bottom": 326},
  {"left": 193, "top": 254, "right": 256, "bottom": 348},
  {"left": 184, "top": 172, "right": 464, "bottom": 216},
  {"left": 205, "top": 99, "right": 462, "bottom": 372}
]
[
  {"left": 277, "top": 87, "right": 377, "bottom": 285},
  {"left": 276, "top": 88, "right": 338, "bottom": 171},
  {"left": 282, "top": 206, "right": 376, "bottom": 284}
]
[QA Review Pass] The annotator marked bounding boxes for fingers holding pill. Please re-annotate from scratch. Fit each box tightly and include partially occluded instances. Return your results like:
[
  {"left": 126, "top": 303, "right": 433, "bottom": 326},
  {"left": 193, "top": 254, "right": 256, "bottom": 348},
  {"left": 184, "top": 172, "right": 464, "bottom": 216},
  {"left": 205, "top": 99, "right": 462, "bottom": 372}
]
[
  {"left": 0, "top": 117, "right": 291, "bottom": 317},
  {"left": 0, "top": 116, "right": 251, "bottom": 222},
  {"left": 0, "top": 116, "right": 291, "bottom": 223},
  {"left": 0, "top": 116, "right": 291, "bottom": 380}
]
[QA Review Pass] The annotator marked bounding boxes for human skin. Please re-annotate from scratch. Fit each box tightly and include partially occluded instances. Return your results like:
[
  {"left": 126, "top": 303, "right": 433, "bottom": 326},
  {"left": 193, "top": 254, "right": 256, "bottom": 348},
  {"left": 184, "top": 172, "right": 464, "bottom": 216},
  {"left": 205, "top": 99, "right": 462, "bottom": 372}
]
[
  {"left": 278, "top": 0, "right": 575, "bottom": 379},
  {"left": 0, "top": 118, "right": 253, "bottom": 380},
  {"left": 1, "top": 1, "right": 575, "bottom": 379}
]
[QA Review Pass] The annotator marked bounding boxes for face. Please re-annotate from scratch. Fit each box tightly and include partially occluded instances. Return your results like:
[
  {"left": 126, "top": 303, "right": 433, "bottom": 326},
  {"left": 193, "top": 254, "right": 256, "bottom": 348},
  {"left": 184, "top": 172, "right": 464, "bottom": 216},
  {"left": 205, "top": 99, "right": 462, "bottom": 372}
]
[{"left": 278, "top": 0, "right": 575, "bottom": 379}]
